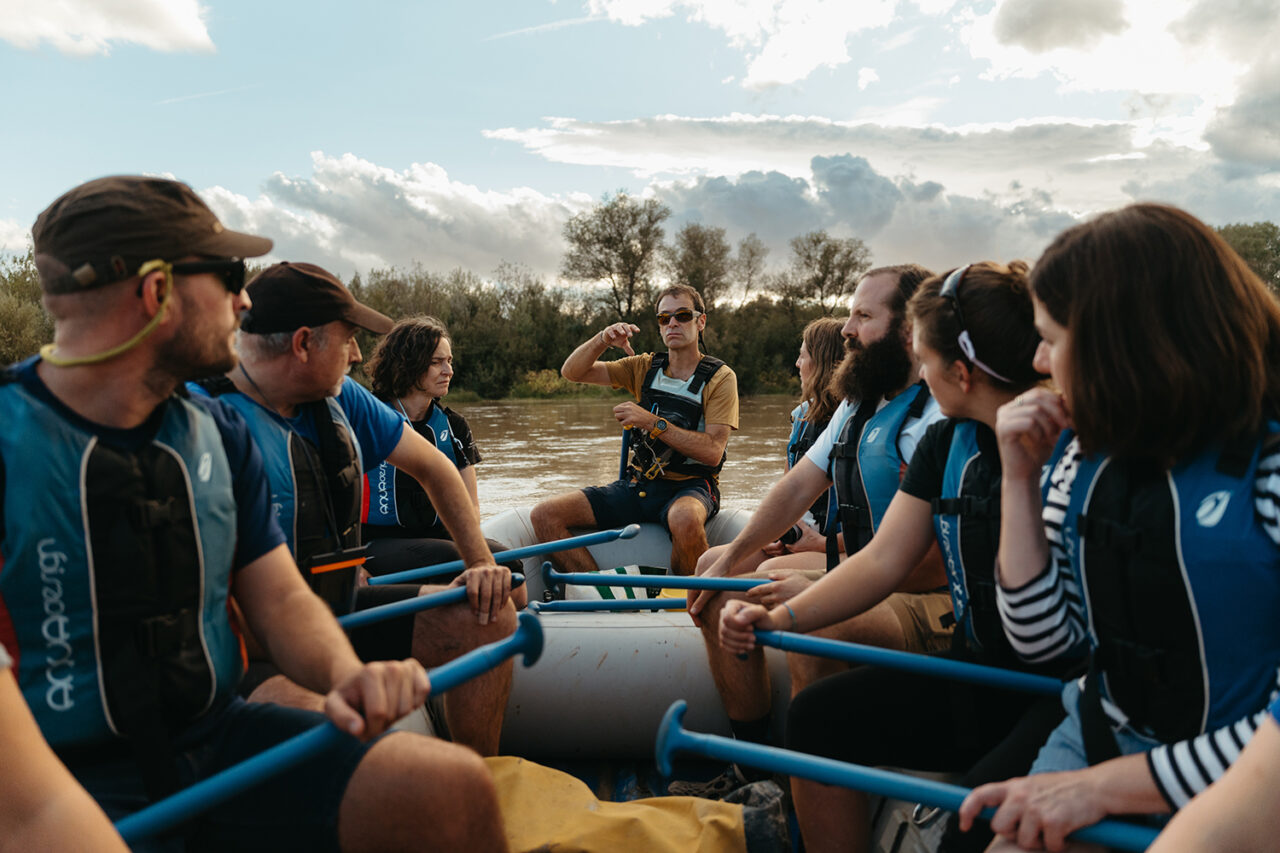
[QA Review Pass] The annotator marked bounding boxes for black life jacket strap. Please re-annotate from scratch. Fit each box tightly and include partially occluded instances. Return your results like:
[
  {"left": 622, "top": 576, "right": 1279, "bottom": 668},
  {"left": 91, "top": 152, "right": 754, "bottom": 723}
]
[
  {"left": 931, "top": 496, "right": 996, "bottom": 517},
  {"left": 1080, "top": 666, "right": 1122, "bottom": 766},
  {"left": 104, "top": 639, "right": 181, "bottom": 801}
]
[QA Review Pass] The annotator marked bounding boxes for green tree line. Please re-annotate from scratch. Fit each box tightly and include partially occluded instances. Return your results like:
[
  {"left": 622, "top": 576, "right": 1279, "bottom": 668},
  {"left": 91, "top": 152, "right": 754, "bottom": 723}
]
[{"left": 3, "top": 202, "right": 1279, "bottom": 399}]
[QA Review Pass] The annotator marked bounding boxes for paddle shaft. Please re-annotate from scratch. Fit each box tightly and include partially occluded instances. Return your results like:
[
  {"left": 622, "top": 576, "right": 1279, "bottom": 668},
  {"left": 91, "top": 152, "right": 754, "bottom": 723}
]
[
  {"left": 548, "top": 569, "right": 766, "bottom": 592},
  {"left": 338, "top": 574, "right": 525, "bottom": 629},
  {"left": 754, "top": 630, "right": 1063, "bottom": 697},
  {"left": 369, "top": 526, "right": 638, "bottom": 586},
  {"left": 657, "top": 703, "right": 1157, "bottom": 852},
  {"left": 533, "top": 598, "right": 686, "bottom": 613},
  {"left": 116, "top": 613, "right": 543, "bottom": 843}
]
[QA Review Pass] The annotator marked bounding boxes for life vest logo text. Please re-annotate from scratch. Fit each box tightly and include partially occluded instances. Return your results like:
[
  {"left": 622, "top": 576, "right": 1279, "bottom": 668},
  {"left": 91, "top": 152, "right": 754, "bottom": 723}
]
[
  {"left": 36, "top": 538, "right": 75, "bottom": 711},
  {"left": 1196, "top": 491, "right": 1231, "bottom": 528}
]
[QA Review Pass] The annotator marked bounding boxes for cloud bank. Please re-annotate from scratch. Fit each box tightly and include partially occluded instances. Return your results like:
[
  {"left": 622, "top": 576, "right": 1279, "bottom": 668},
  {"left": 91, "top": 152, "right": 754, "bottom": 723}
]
[{"left": 0, "top": 0, "right": 213, "bottom": 55}]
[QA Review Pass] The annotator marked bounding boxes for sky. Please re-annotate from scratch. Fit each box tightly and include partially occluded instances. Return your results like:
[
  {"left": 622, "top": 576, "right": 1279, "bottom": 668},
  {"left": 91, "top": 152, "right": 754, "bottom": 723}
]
[{"left": 2, "top": 0, "right": 1279, "bottom": 283}]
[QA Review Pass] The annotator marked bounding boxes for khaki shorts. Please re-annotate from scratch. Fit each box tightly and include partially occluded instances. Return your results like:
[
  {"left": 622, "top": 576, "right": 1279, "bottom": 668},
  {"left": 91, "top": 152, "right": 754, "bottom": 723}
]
[{"left": 884, "top": 589, "right": 955, "bottom": 654}]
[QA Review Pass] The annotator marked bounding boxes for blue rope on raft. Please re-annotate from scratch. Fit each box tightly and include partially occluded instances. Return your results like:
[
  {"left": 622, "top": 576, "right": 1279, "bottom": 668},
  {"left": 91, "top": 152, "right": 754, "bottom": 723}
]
[
  {"left": 368, "top": 525, "right": 641, "bottom": 585},
  {"left": 338, "top": 574, "right": 525, "bottom": 629},
  {"left": 753, "top": 630, "right": 1064, "bottom": 697},
  {"left": 115, "top": 612, "right": 544, "bottom": 844},
  {"left": 655, "top": 701, "right": 1158, "bottom": 852}
]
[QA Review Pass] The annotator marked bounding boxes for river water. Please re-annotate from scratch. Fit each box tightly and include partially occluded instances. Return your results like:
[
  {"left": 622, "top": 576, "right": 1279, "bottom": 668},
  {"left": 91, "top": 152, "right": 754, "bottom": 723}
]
[{"left": 451, "top": 395, "right": 797, "bottom": 521}]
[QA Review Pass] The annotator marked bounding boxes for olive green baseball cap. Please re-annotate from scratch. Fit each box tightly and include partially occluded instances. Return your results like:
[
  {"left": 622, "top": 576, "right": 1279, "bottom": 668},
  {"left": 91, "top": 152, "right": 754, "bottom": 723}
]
[{"left": 32, "top": 175, "right": 273, "bottom": 294}]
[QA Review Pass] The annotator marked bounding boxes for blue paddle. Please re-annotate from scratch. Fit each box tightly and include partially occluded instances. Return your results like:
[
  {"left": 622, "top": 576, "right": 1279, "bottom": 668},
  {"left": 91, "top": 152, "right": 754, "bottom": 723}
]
[
  {"left": 338, "top": 574, "right": 525, "bottom": 629},
  {"left": 656, "top": 700, "right": 1158, "bottom": 852},
  {"left": 116, "top": 612, "right": 544, "bottom": 844},
  {"left": 369, "top": 525, "right": 641, "bottom": 586}
]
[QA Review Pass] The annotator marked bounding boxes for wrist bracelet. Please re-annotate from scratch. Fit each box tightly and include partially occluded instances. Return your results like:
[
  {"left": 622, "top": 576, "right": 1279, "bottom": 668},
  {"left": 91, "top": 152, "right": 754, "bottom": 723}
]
[
  {"left": 783, "top": 603, "right": 798, "bottom": 632},
  {"left": 598, "top": 331, "right": 606, "bottom": 346}
]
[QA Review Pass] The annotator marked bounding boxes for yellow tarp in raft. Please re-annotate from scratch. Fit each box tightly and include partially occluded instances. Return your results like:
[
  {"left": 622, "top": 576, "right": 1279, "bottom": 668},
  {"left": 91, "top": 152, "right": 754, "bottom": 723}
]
[{"left": 487, "top": 756, "right": 747, "bottom": 853}]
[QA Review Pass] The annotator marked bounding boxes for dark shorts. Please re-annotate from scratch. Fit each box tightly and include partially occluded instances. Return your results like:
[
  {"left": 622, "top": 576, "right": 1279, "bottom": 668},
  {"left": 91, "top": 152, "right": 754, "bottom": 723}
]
[
  {"left": 67, "top": 697, "right": 385, "bottom": 853},
  {"left": 583, "top": 476, "right": 719, "bottom": 533}
]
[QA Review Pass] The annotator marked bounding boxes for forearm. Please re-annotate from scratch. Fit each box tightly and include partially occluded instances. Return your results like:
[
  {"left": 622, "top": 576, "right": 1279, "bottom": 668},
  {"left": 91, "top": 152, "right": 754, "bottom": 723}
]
[
  {"left": 430, "top": 477, "right": 495, "bottom": 567},
  {"left": 655, "top": 422, "right": 727, "bottom": 467},
  {"left": 561, "top": 333, "right": 609, "bottom": 382},
  {"left": 996, "top": 473, "right": 1050, "bottom": 588},
  {"left": 724, "top": 466, "right": 829, "bottom": 567},
  {"left": 1088, "top": 753, "right": 1174, "bottom": 817},
  {"left": 248, "top": 585, "right": 364, "bottom": 694}
]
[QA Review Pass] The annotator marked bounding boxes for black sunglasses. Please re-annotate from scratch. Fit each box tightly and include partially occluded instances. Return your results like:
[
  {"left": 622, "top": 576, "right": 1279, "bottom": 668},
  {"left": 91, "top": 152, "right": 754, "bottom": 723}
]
[
  {"left": 939, "top": 265, "right": 1013, "bottom": 383},
  {"left": 171, "top": 258, "right": 247, "bottom": 295},
  {"left": 656, "top": 308, "right": 701, "bottom": 326}
]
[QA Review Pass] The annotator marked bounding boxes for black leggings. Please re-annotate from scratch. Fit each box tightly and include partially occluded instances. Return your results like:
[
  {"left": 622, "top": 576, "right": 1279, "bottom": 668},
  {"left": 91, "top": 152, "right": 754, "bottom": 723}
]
[{"left": 784, "top": 657, "right": 1065, "bottom": 853}]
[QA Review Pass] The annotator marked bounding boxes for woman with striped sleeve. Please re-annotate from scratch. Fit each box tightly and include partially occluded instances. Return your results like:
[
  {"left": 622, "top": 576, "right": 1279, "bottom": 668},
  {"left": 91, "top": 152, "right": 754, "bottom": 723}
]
[{"left": 958, "top": 203, "right": 1280, "bottom": 851}]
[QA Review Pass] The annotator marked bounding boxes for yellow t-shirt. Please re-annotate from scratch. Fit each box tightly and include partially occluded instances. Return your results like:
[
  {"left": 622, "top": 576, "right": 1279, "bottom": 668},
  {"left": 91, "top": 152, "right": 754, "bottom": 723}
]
[{"left": 605, "top": 353, "right": 739, "bottom": 481}]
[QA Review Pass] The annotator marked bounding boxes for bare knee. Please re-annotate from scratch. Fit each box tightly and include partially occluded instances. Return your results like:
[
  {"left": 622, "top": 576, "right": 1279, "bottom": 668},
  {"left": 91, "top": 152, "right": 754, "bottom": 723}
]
[{"left": 340, "top": 733, "right": 504, "bottom": 852}]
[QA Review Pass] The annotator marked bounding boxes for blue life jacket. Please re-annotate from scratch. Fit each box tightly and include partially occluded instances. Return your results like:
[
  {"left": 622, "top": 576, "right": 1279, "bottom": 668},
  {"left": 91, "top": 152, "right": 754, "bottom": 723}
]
[
  {"left": 202, "top": 380, "right": 364, "bottom": 615},
  {"left": 0, "top": 376, "right": 240, "bottom": 752},
  {"left": 787, "top": 401, "right": 834, "bottom": 533},
  {"left": 828, "top": 382, "right": 932, "bottom": 560},
  {"left": 363, "top": 401, "right": 459, "bottom": 537},
  {"left": 930, "top": 419, "right": 1010, "bottom": 661},
  {"left": 629, "top": 352, "right": 727, "bottom": 481},
  {"left": 1057, "top": 427, "right": 1280, "bottom": 744}
]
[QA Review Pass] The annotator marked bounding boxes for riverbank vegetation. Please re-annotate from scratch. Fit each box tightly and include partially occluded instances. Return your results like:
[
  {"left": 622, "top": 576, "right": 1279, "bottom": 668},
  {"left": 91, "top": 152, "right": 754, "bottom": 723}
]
[{"left": 3, "top": 197, "right": 1278, "bottom": 399}]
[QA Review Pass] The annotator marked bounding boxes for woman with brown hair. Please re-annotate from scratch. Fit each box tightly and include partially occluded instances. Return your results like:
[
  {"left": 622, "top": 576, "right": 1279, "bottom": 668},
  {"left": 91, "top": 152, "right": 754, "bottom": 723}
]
[
  {"left": 721, "top": 261, "right": 1074, "bottom": 852},
  {"left": 361, "top": 316, "right": 522, "bottom": 589},
  {"left": 958, "top": 203, "right": 1280, "bottom": 850}
]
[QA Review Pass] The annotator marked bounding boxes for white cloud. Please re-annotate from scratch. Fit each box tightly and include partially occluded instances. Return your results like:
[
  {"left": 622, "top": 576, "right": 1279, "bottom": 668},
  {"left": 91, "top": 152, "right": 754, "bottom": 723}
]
[
  {"left": 0, "top": 219, "right": 29, "bottom": 252},
  {"left": 961, "top": 0, "right": 1261, "bottom": 128},
  {"left": 0, "top": 0, "right": 213, "bottom": 55},
  {"left": 486, "top": 112, "right": 1211, "bottom": 213},
  {"left": 202, "top": 152, "right": 586, "bottom": 279},
  {"left": 857, "top": 67, "right": 879, "bottom": 89},
  {"left": 586, "top": 0, "right": 896, "bottom": 87}
]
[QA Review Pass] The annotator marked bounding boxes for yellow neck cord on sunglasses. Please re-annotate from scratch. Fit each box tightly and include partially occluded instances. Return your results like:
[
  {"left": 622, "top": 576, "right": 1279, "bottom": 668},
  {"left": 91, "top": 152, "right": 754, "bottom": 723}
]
[{"left": 40, "top": 259, "right": 174, "bottom": 368}]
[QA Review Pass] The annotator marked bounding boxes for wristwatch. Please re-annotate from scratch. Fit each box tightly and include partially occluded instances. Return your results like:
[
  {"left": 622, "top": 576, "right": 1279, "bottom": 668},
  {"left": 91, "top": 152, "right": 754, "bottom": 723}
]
[{"left": 649, "top": 418, "right": 669, "bottom": 440}]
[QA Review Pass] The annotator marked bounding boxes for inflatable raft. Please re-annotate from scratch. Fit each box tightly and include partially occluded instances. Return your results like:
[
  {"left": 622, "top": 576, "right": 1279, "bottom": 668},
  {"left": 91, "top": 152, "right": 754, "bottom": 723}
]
[{"left": 479, "top": 507, "right": 794, "bottom": 757}]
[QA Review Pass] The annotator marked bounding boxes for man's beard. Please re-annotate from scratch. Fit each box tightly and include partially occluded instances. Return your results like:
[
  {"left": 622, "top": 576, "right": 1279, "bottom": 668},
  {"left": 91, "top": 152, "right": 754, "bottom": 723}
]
[
  {"left": 155, "top": 306, "right": 239, "bottom": 383},
  {"left": 831, "top": 317, "right": 913, "bottom": 403}
]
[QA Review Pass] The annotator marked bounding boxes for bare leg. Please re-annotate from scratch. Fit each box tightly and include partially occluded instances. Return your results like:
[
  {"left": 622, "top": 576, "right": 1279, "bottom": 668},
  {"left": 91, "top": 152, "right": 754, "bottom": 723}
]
[
  {"left": 411, "top": 590, "right": 517, "bottom": 756},
  {"left": 337, "top": 731, "right": 508, "bottom": 852},
  {"left": 530, "top": 491, "right": 600, "bottom": 574},
  {"left": 787, "top": 602, "right": 908, "bottom": 697},
  {"left": 788, "top": 604, "right": 911, "bottom": 853},
  {"left": 792, "top": 779, "right": 874, "bottom": 853},
  {"left": 666, "top": 496, "right": 710, "bottom": 577},
  {"left": 695, "top": 542, "right": 768, "bottom": 576},
  {"left": 698, "top": 589, "right": 773, "bottom": 721}
]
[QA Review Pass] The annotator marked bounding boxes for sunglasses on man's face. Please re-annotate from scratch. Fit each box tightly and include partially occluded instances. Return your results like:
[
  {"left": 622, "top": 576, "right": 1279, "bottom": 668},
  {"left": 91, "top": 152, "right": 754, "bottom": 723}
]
[
  {"left": 656, "top": 308, "right": 701, "bottom": 326},
  {"left": 171, "top": 258, "right": 247, "bottom": 295}
]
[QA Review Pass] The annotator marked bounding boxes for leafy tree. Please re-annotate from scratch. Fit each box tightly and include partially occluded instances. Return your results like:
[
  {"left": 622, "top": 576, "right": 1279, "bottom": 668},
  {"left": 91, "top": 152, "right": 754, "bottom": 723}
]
[
  {"left": 782, "top": 230, "right": 871, "bottom": 314},
  {"left": 561, "top": 191, "right": 670, "bottom": 320},
  {"left": 0, "top": 248, "right": 52, "bottom": 365},
  {"left": 735, "top": 233, "right": 769, "bottom": 301},
  {"left": 666, "top": 223, "right": 732, "bottom": 308},
  {"left": 1218, "top": 221, "right": 1280, "bottom": 296}
]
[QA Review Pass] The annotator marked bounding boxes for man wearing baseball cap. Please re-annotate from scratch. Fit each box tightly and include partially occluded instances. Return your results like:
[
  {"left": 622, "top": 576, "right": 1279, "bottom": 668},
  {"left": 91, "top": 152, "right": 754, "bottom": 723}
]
[
  {"left": 196, "top": 260, "right": 518, "bottom": 757},
  {"left": 0, "top": 177, "right": 507, "bottom": 851}
]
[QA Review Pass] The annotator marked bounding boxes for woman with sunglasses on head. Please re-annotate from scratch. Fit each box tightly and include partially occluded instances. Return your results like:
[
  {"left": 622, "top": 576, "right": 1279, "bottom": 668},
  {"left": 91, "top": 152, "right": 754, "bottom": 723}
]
[
  {"left": 721, "top": 261, "right": 1079, "bottom": 853},
  {"left": 361, "top": 316, "right": 524, "bottom": 599},
  {"left": 954, "top": 203, "right": 1280, "bottom": 851}
]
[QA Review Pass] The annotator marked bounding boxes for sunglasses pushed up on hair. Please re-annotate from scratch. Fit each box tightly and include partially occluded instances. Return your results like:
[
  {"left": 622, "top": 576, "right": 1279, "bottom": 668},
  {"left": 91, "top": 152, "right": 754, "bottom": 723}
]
[{"left": 656, "top": 308, "right": 702, "bottom": 326}]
